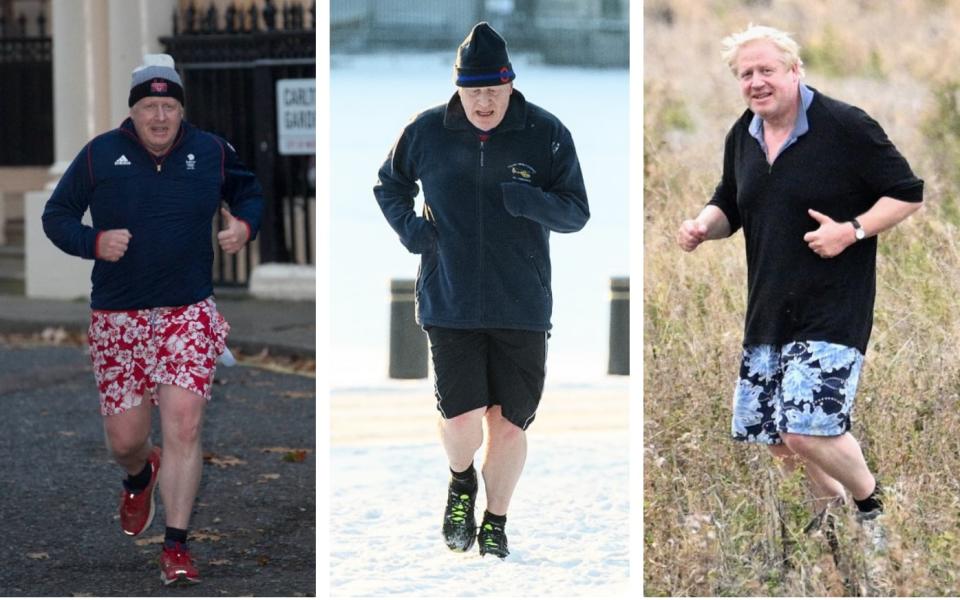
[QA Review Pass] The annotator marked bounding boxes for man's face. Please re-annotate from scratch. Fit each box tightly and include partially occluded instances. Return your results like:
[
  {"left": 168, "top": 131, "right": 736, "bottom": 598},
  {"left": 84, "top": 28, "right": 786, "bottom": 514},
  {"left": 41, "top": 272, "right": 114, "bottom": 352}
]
[
  {"left": 735, "top": 40, "right": 799, "bottom": 124},
  {"left": 458, "top": 83, "right": 512, "bottom": 131},
  {"left": 130, "top": 97, "right": 183, "bottom": 155}
]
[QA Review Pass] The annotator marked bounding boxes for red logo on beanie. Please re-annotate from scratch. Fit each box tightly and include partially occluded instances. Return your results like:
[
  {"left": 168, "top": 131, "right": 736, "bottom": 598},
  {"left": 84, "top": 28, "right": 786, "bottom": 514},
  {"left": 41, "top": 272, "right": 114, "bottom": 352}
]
[
  {"left": 499, "top": 66, "right": 510, "bottom": 83},
  {"left": 150, "top": 80, "right": 168, "bottom": 93}
]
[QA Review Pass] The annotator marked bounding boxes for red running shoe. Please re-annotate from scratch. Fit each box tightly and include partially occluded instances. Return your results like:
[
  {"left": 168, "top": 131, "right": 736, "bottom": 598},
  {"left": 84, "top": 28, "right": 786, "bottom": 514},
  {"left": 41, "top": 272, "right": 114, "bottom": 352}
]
[
  {"left": 119, "top": 446, "right": 162, "bottom": 536},
  {"left": 160, "top": 542, "right": 201, "bottom": 586}
]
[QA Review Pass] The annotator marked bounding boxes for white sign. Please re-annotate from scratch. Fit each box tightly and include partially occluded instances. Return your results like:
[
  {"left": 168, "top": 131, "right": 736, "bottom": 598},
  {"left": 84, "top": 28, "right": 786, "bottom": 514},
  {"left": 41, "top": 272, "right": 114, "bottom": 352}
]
[{"left": 276, "top": 78, "right": 315, "bottom": 155}]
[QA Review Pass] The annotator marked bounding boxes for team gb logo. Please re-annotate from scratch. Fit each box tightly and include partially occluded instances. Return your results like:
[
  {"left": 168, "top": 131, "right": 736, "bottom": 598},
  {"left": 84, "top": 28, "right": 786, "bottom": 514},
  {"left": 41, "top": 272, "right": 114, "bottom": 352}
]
[{"left": 186, "top": 153, "right": 196, "bottom": 170}]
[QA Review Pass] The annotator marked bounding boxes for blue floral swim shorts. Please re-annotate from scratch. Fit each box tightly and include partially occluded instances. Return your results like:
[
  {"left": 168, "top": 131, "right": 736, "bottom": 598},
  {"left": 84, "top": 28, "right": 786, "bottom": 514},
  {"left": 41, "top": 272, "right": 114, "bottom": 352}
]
[{"left": 731, "top": 341, "right": 864, "bottom": 445}]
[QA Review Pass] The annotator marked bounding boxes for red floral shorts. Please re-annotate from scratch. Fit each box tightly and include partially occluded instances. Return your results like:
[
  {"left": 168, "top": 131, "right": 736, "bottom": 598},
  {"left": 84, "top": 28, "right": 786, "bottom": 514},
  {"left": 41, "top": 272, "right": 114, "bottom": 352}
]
[{"left": 88, "top": 297, "right": 230, "bottom": 416}]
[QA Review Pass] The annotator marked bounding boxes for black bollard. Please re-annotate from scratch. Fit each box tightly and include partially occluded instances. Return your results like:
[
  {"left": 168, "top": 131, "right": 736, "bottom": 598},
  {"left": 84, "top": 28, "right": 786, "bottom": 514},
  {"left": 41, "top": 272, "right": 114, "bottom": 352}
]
[
  {"left": 389, "top": 278, "right": 428, "bottom": 379},
  {"left": 608, "top": 276, "right": 629, "bottom": 375}
]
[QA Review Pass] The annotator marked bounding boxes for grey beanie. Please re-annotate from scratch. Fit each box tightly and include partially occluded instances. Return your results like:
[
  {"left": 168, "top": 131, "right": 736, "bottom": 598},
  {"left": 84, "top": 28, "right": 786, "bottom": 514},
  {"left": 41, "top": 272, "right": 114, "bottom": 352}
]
[{"left": 128, "top": 54, "right": 184, "bottom": 107}]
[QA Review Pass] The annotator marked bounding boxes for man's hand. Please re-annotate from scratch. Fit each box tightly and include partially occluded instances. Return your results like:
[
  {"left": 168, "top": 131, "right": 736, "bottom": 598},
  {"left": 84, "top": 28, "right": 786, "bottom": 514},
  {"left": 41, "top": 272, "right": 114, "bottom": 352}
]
[
  {"left": 97, "top": 229, "right": 131, "bottom": 262},
  {"left": 217, "top": 207, "right": 249, "bottom": 255},
  {"left": 677, "top": 219, "right": 709, "bottom": 252},
  {"left": 803, "top": 209, "right": 855, "bottom": 258}
]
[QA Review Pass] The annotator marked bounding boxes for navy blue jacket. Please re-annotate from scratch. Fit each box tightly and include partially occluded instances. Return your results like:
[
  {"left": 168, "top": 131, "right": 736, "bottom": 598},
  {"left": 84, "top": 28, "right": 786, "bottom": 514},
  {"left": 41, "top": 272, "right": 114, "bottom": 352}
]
[
  {"left": 43, "top": 118, "right": 263, "bottom": 310},
  {"left": 375, "top": 90, "right": 589, "bottom": 331}
]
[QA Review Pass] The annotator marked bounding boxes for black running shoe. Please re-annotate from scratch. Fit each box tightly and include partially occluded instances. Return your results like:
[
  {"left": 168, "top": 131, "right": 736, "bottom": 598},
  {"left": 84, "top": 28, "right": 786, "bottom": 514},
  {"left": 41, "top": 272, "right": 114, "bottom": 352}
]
[
  {"left": 442, "top": 485, "right": 477, "bottom": 552},
  {"left": 478, "top": 520, "right": 509, "bottom": 559}
]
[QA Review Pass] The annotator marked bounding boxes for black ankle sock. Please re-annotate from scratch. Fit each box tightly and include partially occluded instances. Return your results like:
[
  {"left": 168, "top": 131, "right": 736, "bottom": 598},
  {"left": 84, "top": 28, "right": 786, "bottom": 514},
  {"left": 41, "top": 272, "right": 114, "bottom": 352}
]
[
  {"left": 122, "top": 460, "right": 153, "bottom": 494},
  {"left": 854, "top": 483, "right": 883, "bottom": 513},
  {"left": 483, "top": 510, "right": 506, "bottom": 526},
  {"left": 450, "top": 463, "right": 477, "bottom": 494},
  {"left": 164, "top": 527, "right": 189, "bottom": 547}
]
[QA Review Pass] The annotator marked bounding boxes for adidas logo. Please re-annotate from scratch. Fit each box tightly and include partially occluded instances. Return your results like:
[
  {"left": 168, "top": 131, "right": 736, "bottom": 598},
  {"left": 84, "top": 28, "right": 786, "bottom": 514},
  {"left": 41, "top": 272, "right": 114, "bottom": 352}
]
[{"left": 114, "top": 154, "right": 131, "bottom": 166}]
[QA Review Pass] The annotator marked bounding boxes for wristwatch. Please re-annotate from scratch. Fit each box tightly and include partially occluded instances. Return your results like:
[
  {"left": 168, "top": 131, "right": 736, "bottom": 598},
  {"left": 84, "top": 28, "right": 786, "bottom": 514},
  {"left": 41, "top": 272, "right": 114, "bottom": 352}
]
[{"left": 851, "top": 218, "right": 866, "bottom": 241}]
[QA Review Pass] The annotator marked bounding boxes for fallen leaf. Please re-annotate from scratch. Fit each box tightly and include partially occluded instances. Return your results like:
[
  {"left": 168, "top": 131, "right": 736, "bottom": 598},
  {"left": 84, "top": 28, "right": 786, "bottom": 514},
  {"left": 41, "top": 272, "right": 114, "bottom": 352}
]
[
  {"left": 208, "top": 558, "right": 232, "bottom": 566},
  {"left": 41, "top": 327, "right": 68, "bottom": 345},
  {"left": 134, "top": 535, "right": 165, "bottom": 547},
  {"left": 26, "top": 552, "right": 49, "bottom": 560},
  {"left": 279, "top": 390, "right": 314, "bottom": 399},
  {"left": 257, "top": 555, "right": 270, "bottom": 566},
  {"left": 281, "top": 450, "right": 309, "bottom": 463},
  {"left": 192, "top": 529, "right": 224, "bottom": 542},
  {"left": 203, "top": 453, "right": 246, "bottom": 468},
  {"left": 259, "top": 473, "right": 281, "bottom": 481},
  {"left": 260, "top": 447, "right": 312, "bottom": 454},
  {"left": 58, "top": 431, "right": 77, "bottom": 437}
]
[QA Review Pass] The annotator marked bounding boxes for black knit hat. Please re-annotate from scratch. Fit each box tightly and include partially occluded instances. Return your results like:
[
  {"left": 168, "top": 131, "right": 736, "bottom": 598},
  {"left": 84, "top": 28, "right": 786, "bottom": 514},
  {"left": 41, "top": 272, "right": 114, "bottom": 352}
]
[{"left": 454, "top": 22, "right": 515, "bottom": 88}]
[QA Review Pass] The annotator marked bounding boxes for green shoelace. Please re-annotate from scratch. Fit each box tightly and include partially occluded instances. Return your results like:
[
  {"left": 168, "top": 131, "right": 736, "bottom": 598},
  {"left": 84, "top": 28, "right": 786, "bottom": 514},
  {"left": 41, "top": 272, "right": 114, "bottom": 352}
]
[
  {"left": 448, "top": 493, "right": 472, "bottom": 524},
  {"left": 481, "top": 522, "right": 504, "bottom": 548}
]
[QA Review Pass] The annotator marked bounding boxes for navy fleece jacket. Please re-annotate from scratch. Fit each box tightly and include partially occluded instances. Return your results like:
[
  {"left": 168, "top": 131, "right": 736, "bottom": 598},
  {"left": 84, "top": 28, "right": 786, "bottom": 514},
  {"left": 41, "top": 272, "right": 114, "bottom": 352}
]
[
  {"left": 43, "top": 118, "right": 263, "bottom": 310},
  {"left": 374, "top": 90, "right": 589, "bottom": 331}
]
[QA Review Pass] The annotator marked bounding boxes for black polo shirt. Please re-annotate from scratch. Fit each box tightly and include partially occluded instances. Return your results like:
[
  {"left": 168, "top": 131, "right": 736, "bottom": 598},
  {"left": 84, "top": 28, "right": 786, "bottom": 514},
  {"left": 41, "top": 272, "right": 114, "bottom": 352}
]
[{"left": 709, "top": 88, "right": 923, "bottom": 353}]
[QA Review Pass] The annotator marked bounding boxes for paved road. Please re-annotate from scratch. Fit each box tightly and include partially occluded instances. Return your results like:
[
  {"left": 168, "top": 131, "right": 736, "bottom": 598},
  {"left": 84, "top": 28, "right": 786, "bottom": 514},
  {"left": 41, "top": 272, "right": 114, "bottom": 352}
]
[{"left": 0, "top": 343, "right": 315, "bottom": 596}]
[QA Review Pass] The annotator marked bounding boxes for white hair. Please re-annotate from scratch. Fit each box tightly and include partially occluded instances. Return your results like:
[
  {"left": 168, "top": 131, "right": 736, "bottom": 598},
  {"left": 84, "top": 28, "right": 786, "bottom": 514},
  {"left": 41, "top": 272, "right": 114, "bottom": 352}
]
[{"left": 721, "top": 24, "right": 805, "bottom": 78}]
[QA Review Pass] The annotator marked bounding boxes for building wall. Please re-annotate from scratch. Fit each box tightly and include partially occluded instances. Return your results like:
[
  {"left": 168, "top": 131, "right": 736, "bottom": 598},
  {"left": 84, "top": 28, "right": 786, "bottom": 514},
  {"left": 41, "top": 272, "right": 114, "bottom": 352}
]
[{"left": 330, "top": 0, "right": 628, "bottom": 66}]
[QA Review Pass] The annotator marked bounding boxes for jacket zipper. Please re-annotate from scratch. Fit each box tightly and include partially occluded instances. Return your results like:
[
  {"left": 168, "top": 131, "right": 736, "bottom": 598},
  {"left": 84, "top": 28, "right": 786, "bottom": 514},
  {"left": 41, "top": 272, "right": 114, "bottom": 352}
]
[
  {"left": 478, "top": 135, "right": 488, "bottom": 320},
  {"left": 119, "top": 124, "right": 184, "bottom": 173}
]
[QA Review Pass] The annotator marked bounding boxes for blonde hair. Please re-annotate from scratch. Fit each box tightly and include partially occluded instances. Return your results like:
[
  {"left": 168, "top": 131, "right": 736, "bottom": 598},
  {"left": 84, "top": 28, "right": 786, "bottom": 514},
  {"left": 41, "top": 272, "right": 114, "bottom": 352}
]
[{"left": 721, "top": 24, "right": 805, "bottom": 78}]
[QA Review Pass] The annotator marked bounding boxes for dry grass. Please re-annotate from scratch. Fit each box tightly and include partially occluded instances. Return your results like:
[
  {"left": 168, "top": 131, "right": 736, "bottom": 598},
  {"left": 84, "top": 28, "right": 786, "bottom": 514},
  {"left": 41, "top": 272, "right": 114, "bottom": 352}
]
[{"left": 644, "top": 0, "right": 960, "bottom": 595}]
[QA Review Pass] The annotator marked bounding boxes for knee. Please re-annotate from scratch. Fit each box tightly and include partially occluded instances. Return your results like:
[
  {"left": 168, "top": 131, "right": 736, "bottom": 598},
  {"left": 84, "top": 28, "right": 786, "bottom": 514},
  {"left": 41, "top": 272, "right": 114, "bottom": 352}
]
[
  {"left": 780, "top": 432, "right": 816, "bottom": 457},
  {"left": 108, "top": 435, "right": 146, "bottom": 461},
  {"left": 442, "top": 409, "right": 484, "bottom": 436},
  {"left": 485, "top": 408, "right": 523, "bottom": 441},
  {"left": 166, "top": 409, "right": 203, "bottom": 447}
]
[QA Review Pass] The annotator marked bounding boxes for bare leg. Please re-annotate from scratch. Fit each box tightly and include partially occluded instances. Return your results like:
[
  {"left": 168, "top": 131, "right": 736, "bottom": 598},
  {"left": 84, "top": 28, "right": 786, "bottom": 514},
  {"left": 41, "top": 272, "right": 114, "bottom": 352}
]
[
  {"left": 781, "top": 432, "right": 876, "bottom": 500},
  {"left": 439, "top": 407, "right": 486, "bottom": 472},
  {"left": 103, "top": 398, "right": 154, "bottom": 475},
  {"left": 157, "top": 385, "right": 205, "bottom": 530},
  {"left": 768, "top": 443, "right": 846, "bottom": 512},
  {"left": 481, "top": 405, "right": 527, "bottom": 515}
]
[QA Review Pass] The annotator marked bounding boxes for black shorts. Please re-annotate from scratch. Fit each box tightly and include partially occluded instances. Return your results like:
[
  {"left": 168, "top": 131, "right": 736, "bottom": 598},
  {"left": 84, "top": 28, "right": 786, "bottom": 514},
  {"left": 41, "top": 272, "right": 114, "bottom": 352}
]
[{"left": 426, "top": 326, "right": 549, "bottom": 430}]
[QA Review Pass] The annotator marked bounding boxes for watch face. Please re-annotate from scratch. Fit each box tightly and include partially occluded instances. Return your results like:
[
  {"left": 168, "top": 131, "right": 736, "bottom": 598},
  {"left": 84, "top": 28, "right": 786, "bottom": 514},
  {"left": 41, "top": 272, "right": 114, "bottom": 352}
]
[{"left": 856, "top": 228, "right": 866, "bottom": 240}]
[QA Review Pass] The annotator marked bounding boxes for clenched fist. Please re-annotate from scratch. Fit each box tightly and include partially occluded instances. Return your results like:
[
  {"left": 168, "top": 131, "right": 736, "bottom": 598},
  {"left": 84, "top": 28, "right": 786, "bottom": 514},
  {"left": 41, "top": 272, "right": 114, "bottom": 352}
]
[
  {"left": 676, "top": 219, "right": 708, "bottom": 252},
  {"left": 97, "top": 229, "right": 131, "bottom": 262},
  {"left": 217, "top": 207, "right": 249, "bottom": 255},
  {"left": 802, "top": 209, "right": 855, "bottom": 258}
]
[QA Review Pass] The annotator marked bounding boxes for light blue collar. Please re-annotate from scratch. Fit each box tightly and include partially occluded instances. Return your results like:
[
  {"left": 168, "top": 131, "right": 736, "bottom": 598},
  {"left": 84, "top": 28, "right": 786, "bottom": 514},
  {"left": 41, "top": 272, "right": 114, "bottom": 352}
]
[{"left": 748, "top": 82, "right": 815, "bottom": 159}]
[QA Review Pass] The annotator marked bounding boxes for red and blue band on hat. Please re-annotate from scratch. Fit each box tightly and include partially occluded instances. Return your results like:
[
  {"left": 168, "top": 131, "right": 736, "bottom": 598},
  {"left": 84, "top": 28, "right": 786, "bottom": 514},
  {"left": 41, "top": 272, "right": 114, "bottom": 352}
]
[{"left": 455, "top": 66, "right": 516, "bottom": 87}]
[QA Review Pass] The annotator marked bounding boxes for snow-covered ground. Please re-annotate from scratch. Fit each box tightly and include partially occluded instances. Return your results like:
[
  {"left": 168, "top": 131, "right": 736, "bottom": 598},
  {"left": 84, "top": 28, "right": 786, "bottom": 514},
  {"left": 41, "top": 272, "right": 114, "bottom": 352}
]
[
  {"left": 330, "top": 53, "right": 629, "bottom": 388},
  {"left": 329, "top": 379, "right": 630, "bottom": 597}
]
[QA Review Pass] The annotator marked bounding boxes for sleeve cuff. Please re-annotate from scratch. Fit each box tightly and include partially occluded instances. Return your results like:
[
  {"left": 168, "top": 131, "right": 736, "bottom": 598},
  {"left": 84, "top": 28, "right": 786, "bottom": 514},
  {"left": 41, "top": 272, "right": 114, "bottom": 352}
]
[
  {"left": 501, "top": 182, "right": 527, "bottom": 217},
  {"left": 237, "top": 217, "right": 254, "bottom": 242},
  {"left": 93, "top": 230, "right": 104, "bottom": 260}
]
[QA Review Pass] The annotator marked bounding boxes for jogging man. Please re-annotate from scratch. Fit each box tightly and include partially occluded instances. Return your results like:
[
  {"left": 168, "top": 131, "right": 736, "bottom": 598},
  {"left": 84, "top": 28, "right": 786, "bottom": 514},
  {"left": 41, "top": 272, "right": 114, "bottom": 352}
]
[
  {"left": 374, "top": 22, "right": 589, "bottom": 559},
  {"left": 677, "top": 25, "right": 922, "bottom": 535},
  {"left": 43, "top": 54, "right": 263, "bottom": 586}
]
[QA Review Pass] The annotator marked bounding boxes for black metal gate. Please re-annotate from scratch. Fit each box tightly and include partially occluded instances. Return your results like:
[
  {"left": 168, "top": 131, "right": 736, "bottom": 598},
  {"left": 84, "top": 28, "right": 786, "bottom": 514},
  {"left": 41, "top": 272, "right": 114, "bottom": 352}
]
[
  {"left": 161, "top": 1, "right": 315, "bottom": 287},
  {"left": 0, "top": 9, "right": 52, "bottom": 166}
]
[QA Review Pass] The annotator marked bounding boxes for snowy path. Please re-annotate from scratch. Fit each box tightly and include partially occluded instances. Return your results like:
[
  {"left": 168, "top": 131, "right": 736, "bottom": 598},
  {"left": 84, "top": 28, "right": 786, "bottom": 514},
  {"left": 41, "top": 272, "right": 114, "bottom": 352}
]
[{"left": 329, "top": 382, "right": 629, "bottom": 597}]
